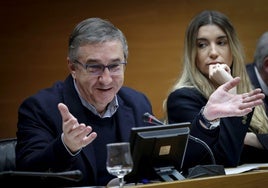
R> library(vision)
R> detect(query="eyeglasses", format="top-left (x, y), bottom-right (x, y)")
top-left (73, 60), bottom-right (126, 76)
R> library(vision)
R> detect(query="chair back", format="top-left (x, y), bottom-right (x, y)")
top-left (0, 138), bottom-right (17, 171)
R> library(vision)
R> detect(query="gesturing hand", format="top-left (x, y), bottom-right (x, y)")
top-left (58, 103), bottom-right (97, 153)
top-left (203, 77), bottom-right (265, 121)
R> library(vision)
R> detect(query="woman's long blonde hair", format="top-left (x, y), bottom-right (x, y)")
top-left (163, 10), bottom-right (268, 133)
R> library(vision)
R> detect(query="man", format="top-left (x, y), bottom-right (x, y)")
top-left (246, 32), bottom-right (268, 115)
top-left (15, 18), bottom-right (153, 186)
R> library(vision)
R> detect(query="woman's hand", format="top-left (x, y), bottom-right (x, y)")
top-left (209, 63), bottom-right (236, 94)
top-left (203, 77), bottom-right (265, 121)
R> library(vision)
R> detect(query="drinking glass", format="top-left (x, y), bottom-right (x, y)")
top-left (106, 142), bottom-right (133, 188)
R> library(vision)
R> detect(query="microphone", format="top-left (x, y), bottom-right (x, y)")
top-left (2, 170), bottom-right (83, 182)
top-left (0, 170), bottom-right (83, 186)
top-left (143, 112), bottom-right (216, 165)
top-left (143, 112), bottom-right (164, 125)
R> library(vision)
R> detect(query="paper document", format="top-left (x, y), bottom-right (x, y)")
top-left (225, 163), bottom-right (268, 175)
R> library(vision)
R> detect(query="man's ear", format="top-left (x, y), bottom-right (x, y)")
top-left (67, 57), bottom-right (76, 78)
top-left (261, 57), bottom-right (268, 84)
top-left (263, 57), bottom-right (268, 73)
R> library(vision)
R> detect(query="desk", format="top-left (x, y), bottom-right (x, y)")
top-left (132, 170), bottom-right (268, 188)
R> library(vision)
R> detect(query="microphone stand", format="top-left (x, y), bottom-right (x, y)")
top-left (142, 112), bottom-right (225, 179)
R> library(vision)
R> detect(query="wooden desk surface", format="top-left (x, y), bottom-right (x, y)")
top-left (133, 170), bottom-right (268, 188)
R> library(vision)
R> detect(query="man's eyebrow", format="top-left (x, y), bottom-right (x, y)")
top-left (111, 58), bottom-right (122, 62)
top-left (85, 59), bottom-right (99, 64)
top-left (85, 58), bottom-right (122, 64)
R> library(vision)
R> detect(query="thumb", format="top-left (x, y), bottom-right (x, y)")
top-left (58, 103), bottom-right (72, 122)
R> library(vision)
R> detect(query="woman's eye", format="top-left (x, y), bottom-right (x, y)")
top-left (218, 40), bottom-right (226, 46)
top-left (197, 42), bottom-right (207, 48)
top-left (217, 37), bottom-right (228, 46)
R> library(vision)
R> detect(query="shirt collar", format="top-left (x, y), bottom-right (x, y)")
top-left (254, 65), bottom-right (268, 95)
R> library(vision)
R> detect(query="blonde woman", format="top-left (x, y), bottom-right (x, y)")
top-left (163, 10), bottom-right (268, 171)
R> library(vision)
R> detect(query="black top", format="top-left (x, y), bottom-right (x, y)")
top-left (166, 87), bottom-right (268, 171)
top-left (16, 75), bottom-right (153, 186)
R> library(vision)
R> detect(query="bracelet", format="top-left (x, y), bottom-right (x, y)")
top-left (200, 107), bottom-right (220, 129)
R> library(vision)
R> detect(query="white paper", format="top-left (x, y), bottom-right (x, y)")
top-left (224, 163), bottom-right (268, 175)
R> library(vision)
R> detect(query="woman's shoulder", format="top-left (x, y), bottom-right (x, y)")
top-left (167, 87), bottom-right (206, 107)
top-left (168, 87), bottom-right (201, 98)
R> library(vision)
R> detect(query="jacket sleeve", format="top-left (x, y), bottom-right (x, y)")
top-left (166, 88), bottom-right (251, 169)
top-left (257, 134), bottom-right (268, 150)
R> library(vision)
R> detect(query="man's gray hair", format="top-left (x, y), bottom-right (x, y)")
top-left (254, 32), bottom-right (268, 70)
top-left (68, 17), bottom-right (128, 62)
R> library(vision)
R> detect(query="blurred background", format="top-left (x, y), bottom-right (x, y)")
top-left (1, 0), bottom-right (268, 138)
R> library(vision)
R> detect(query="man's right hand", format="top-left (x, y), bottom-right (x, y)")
top-left (58, 103), bottom-right (97, 153)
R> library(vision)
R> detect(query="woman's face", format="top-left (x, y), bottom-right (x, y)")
top-left (195, 24), bottom-right (233, 77)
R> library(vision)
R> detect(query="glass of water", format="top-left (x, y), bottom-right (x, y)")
top-left (106, 142), bottom-right (133, 188)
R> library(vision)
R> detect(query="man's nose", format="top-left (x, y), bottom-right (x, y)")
top-left (98, 68), bottom-right (113, 83)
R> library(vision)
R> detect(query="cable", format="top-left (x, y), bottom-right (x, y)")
top-left (143, 112), bottom-right (216, 165)
top-left (188, 135), bottom-right (216, 164)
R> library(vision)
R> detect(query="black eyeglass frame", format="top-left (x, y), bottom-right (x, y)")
top-left (73, 60), bottom-right (126, 76)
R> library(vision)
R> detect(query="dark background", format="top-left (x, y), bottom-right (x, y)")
top-left (1, 0), bottom-right (268, 138)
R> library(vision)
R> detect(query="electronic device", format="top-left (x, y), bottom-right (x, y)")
top-left (139, 112), bottom-right (224, 180)
top-left (125, 122), bottom-right (191, 183)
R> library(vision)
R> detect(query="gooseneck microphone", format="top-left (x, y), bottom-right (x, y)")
top-left (142, 112), bottom-right (216, 165)
top-left (143, 112), bottom-right (164, 125)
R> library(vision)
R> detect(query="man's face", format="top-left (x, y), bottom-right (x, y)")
top-left (69, 40), bottom-right (125, 114)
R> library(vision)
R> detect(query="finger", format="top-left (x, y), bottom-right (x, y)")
top-left (249, 88), bottom-right (263, 96)
top-left (209, 64), bottom-right (215, 74)
top-left (83, 132), bottom-right (98, 146)
top-left (242, 89), bottom-right (264, 102)
top-left (71, 123), bottom-right (88, 137)
top-left (240, 99), bottom-right (263, 110)
top-left (243, 94), bottom-right (265, 103)
top-left (58, 103), bottom-right (73, 122)
top-left (221, 64), bottom-right (231, 73)
top-left (75, 126), bottom-right (97, 148)
top-left (222, 77), bottom-right (240, 92)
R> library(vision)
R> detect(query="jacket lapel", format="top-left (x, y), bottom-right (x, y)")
top-left (116, 102), bottom-right (135, 142)
top-left (62, 75), bottom-right (97, 180)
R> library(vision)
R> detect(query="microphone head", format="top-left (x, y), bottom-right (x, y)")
top-left (143, 112), bottom-right (155, 123)
top-left (142, 112), bottom-right (151, 121)
top-left (142, 112), bottom-right (164, 125)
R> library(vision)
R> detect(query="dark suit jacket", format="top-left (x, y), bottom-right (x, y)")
top-left (15, 75), bottom-right (153, 186)
top-left (246, 62), bottom-right (268, 115)
top-left (245, 62), bottom-right (268, 153)
top-left (166, 87), bottom-right (268, 172)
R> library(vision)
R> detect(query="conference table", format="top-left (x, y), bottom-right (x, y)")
top-left (131, 167), bottom-right (268, 188)
top-left (1, 164), bottom-right (268, 187)
top-left (72, 169), bottom-right (268, 188)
